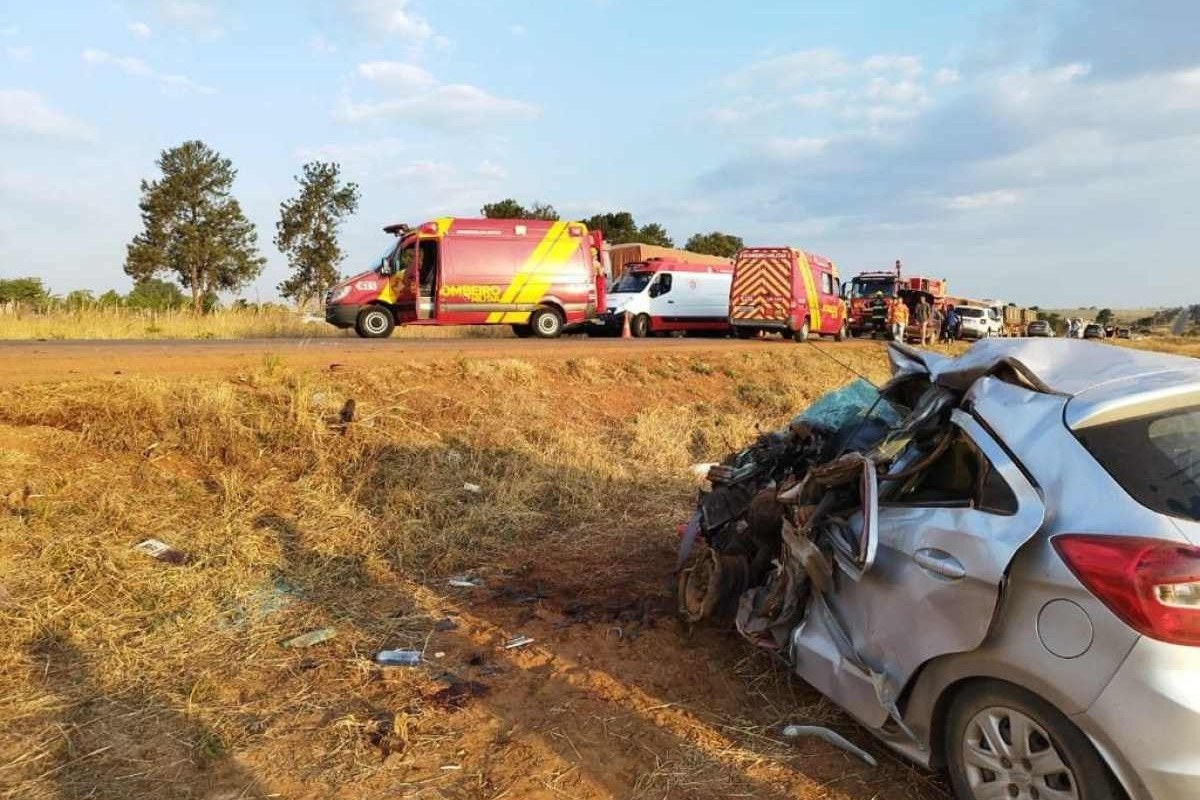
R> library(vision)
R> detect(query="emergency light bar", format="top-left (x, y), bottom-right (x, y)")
top-left (383, 223), bottom-right (411, 236)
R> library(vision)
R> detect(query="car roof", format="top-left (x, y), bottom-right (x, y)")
top-left (889, 339), bottom-right (1200, 401)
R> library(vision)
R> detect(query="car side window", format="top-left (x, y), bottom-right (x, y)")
top-left (821, 271), bottom-right (833, 295)
top-left (886, 429), bottom-right (1018, 514)
top-left (653, 273), bottom-right (673, 296)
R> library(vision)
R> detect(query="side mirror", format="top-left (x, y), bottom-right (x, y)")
top-left (379, 257), bottom-right (393, 276)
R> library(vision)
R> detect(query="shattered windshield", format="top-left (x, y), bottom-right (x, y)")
top-left (612, 271), bottom-right (653, 293)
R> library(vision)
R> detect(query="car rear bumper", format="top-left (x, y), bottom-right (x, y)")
top-left (325, 303), bottom-right (362, 328)
top-left (1076, 637), bottom-right (1200, 800)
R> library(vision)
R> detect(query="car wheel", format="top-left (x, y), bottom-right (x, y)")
top-left (355, 305), bottom-right (395, 338)
top-left (792, 319), bottom-right (810, 342)
top-left (630, 313), bottom-right (651, 338)
top-left (511, 324), bottom-right (533, 338)
top-left (945, 681), bottom-right (1121, 800)
top-left (528, 306), bottom-right (564, 338)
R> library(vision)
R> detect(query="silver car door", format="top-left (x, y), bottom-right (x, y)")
top-left (791, 409), bottom-right (1045, 731)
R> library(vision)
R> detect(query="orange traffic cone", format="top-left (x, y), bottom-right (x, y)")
top-left (621, 311), bottom-right (632, 339)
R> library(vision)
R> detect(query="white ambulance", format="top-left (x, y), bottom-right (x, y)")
top-left (599, 258), bottom-right (734, 337)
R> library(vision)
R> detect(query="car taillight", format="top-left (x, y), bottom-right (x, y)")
top-left (1053, 534), bottom-right (1200, 646)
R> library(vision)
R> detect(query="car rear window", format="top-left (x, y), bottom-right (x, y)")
top-left (1074, 404), bottom-right (1200, 522)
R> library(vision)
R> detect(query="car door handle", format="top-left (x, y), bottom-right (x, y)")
top-left (913, 548), bottom-right (966, 580)
top-left (667, 299), bottom-right (675, 303)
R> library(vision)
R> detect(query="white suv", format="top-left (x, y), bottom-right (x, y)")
top-left (958, 306), bottom-right (1002, 339)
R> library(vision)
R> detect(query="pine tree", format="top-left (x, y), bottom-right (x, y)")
top-left (275, 162), bottom-right (361, 307)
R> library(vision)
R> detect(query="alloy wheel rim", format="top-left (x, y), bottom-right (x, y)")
top-left (962, 706), bottom-right (1079, 800)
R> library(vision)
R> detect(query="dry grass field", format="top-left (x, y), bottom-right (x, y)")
top-left (1, 343), bottom-right (963, 800)
top-left (0, 307), bottom-right (508, 340)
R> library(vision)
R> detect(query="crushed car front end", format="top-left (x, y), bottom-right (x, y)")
top-left (675, 340), bottom-right (1200, 800)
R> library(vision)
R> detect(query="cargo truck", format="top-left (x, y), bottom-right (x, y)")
top-left (324, 217), bottom-right (607, 338)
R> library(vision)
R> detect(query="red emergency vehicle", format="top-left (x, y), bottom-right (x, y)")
top-left (325, 217), bottom-right (606, 338)
top-left (728, 247), bottom-right (847, 341)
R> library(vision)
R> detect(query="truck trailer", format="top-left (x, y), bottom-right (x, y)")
top-left (324, 217), bottom-right (607, 338)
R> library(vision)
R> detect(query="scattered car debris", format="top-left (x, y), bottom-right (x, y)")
top-left (222, 577), bottom-right (299, 630)
top-left (281, 628), bottom-right (337, 648)
top-left (503, 634), bottom-right (534, 650)
top-left (447, 575), bottom-right (483, 588)
top-left (375, 649), bottom-right (422, 667)
top-left (433, 617), bottom-right (459, 632)
top-left (132, 538), bottom-right (190, 565)
top-left (781, 725), bottom-right (877, 767)
top-left (462, 482), bottom-right (482, 494)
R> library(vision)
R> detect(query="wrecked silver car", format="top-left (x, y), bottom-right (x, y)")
top-left (678, 340), bottom-right (1200, 800)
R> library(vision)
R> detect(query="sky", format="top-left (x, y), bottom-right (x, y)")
top-left (1, 0), bottom-right (1198, 308)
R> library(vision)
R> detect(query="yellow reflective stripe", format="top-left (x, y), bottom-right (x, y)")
top-left (513, 230), bottom-right (581, 305)
top-left (432, 216), bottom-right (453, 235)
top-left (795, 251), bottom-right (820, 327)
top-left (486, 222), bottom-right (568, 322)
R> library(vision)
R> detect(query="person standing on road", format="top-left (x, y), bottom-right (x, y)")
top-left (942, 304), bottom-right (961, 342)
top-left (914, 296), bottom-right (932, 345)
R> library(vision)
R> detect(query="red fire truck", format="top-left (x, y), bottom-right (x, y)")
top-left (847, 263), bottom-right (947, 341)
top-left (728, 247), bottom-right (847, 341)
top-left (324, 217), bottom-right (606, 338)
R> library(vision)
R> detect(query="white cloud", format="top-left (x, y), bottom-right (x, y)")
top-left (934, 67), bottom-right (960, 85)
top-left (154, 0), bottom-right (222, 35)
top-left (349, 0), bottom-right (432, 39)
top-left (943, 189), bottom-right (1024, 211)
top-left (341, 62), bottom-right (538, 129)
top-left (128, 21), bottom-right (153, 40)
top-left (310, 34), bottom-right (337, 55)
top-left (357, 60), bottom-right (435, 92)
top-left (510, 24), bottom-right (526, 36)
top-left (5, 45), bottom-right (32, 62)
top-left (295, 137), bottom-right (408, 165)
top-left (0, 89), bottom-right (95, 142)
top-left (762, 136), bottom-right (828, 159)
top-left (81, 48), bottom-right (214, 94)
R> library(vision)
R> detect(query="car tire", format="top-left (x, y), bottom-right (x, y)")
top-left (792, 319), bottom-right (810, 342)
top-left (355, 305), bottom-right (395, 338)
top-left (511, 324), bottom-right (533, 338)
top-left (529, 306), bottom-right (564, 338)
top-left (630, 313), bottom-right (651, 338)
top-left (945, 680), bottom-right (1122, 800)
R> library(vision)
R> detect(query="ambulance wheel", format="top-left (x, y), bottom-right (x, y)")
top-left (511, 324), bottom-right (533, 338)
top-left (529, 306), bottom-right (564, 338)
top-left (792, 320), bottom-right (810, 342)
top-left (355, 305), bottom-right (395, 338)
top-left (630, 313), bottom-right (651, 338)
top-left (734, 327), bottom-right (756, 339)
top-left (835, 322), bottom-right (848, 342)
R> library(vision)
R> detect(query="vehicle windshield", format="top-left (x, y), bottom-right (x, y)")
top-left (1075, 404), bottom-right (1200, 522)
top-left (958, 307), bottom-right (985, 318)
top-left (612, 271), bottom-right (653, 293)
top-left (851, 278), bottom-right (896, 298)
top-left (377, 239), bottom-right (415, 276)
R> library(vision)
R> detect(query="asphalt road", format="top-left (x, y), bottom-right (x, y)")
top-left (0, 336), bottom-right (889, 387)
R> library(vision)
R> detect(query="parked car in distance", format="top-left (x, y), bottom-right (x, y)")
top-left (1026, 319), bottom-right (1055, 337)
top-left (1084, 323), bottom-right (1106, 339)
top-left (956, 305), bottom-right (1003, 339)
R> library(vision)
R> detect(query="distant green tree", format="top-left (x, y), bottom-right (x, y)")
top-left (584, 211), bottom-right (673, 246)
top-left (684, 231), bottom-right (743, 257)
top-left (275, 161), bottom-right (360, 308)
top-left (125, 140), bottom-right (266, 313)
top-left (98, 289), bottom-right (124, 308)
top-left (1096, 308), bottom-right (1114, 325)
top-left (64, 290), bottom-right (96, 310)
top-left (126, 278), bottom-right (186, 311)
top-left (480, 198), bottom-right (559, 220)
top-left (0, 277), bottom-right (50, 306)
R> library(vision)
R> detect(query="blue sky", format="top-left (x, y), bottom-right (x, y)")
top-left (1, 0), bottom-right (1197, 307)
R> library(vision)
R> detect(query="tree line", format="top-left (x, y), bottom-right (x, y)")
top-left (5, 140), bottom-right (744, 314)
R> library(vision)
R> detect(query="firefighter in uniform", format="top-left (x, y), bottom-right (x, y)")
top-left (870, 291), bottom-right (889, 336)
